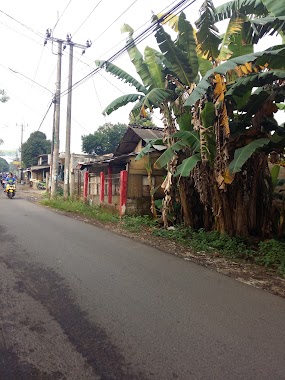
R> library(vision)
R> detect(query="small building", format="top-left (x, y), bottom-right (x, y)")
top-left (26, 154), bottom-right (51, 186)
top-left (78, 125), bottom-right (166, 215)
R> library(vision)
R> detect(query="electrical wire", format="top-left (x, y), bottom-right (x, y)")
top-left (53, 0), bottom-right (73, 32)
top-left (72, 0), bottom-right (104, 37)
top-left (60, 0), bottom-right (195, 97)
top-left (0, 9), bottom-right (43, 37)
top-left (34, 0), bottom-right (194, 133)
top-left (92, 76), bottom-right (107, 124)
top-left (37, 99), bottom-right (54, 131)
top-left (7, 67), bottom-right (53, 94)
top-left (30, 47), bottom-right (45, 92)
top-left (91, 0), bottom-right (139, 45)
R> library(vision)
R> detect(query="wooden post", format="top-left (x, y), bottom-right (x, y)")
top-left (83, 171), bottom-right (89, 203)
top-left (100, 172), bottom-right (105, 203)
top-left (120, 170), bottom-right (128, 216)
top-left (108, 166), bottom-right (112, 204)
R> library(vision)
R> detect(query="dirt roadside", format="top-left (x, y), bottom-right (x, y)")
top-left (17, 185), bottom-right (285, 299)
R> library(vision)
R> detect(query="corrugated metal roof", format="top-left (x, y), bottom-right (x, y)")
top-left (30, 165), bottom-right (50, 170)
top-left (114, 125), bottom-right (163, 156)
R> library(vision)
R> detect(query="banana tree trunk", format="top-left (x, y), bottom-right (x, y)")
top-left (161, 103), bottom-right (178, 228)
top-left (212, 153), bottom-right (272, 237)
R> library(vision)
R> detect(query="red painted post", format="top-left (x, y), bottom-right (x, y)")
top-left (120, 170), bottom-right (128, 216)
top-left (83, 171), bottom-right (89, 203)
top-left (108, 166), bottom-right (112, 204)
top-left (100, 172), bottom-right (105, 203)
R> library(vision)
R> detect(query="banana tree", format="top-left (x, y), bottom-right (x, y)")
top-left (178, 0), bottom-right (285, 236)
top-left (96, 15), bottom-right (201, 227)
top-left (147, 0), bottom-right (285, 236)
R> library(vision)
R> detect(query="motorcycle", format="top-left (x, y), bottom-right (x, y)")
top-left (37, 181), bottom-right (46, 190)
top-left (5, 183), bottom-right (16, 199)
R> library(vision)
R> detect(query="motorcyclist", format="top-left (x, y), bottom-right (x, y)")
top-left (4, 172), bottom-right (16, 190)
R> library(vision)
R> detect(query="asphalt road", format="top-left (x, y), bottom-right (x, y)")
top-left (0, 187), bottom-right (285, 380)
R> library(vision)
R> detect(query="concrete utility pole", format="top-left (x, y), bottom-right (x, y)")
top-left (44, 30), bottom-right (91, 199)
top-left (51, 39), bottom-right (62, 199)
top-left (16, 123), bottom-right (26, 182)
top-left (64, 41), bottom-right (73, 199)
top-left (63, 34), bottom-right (91, 199)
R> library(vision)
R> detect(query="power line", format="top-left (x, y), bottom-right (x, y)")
top-left (37, 99), bottom-right (54, 131)
top-left (8, 67), bottom-right (53, 94)
top-left (92, 76), bottom-right (107, 124)
top-left (53, 0), bottom-right (73, 32)
top-left (61, 0), bottom-right (194, 97)
top-left (91, 0), bottom-right (139, 45)
top-left (72, 0), bottom-right (104, 37)
top-left (0, 9), bottom-right (43, 37)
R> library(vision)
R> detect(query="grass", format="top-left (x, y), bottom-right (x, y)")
top-left (41, 197), bottom-right (285, 276)
top-left (40, 197), bottom-right (119, 224)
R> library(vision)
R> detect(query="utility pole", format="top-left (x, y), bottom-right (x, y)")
top-left (64, 41), bottom-right (73, 199)
top-left (44, 29), bottom-right (91, 199)
top-left (16, 123), bottom-right (25, 182)
top-left (51, 39), bottom-right (62, 199)
top-left (63, 34), bottom-right (91, 199)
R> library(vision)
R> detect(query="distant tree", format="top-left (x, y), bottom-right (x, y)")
top-left (0, 138), bottom-right (3, 145)
top-left (0, 157), bottom-right (9, 172)
top-left (81, 123), bottom-right (128, 155)
top-left (22, 131), bottom-right (51, 167)
top-left (0, 89), bottom-right (9, 103)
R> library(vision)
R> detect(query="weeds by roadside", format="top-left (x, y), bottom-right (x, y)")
top-left (41, 197), bottom-right (285, 277)
top-left (40, 197), bottom-right (119, 224)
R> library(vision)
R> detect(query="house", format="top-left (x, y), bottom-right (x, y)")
top-left (26, 154), bottom-right (51, 186)
top-left (26, 153), bottom-right (96, 190)
top-left (78, 125), bottom-right (167, 215)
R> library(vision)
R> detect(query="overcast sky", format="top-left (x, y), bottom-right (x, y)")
top-left (0, 0), bottom-right (283, 154)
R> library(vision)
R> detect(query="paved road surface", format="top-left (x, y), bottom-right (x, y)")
top-left (0, 187), bottom-right (285, 379)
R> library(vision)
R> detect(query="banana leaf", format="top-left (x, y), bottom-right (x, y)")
top-left (95, 60), bottom-right (147, 94)
top-left (271, 164), bottom-right (281, 189)
top-left (176, 12), bottom-right (199, 80)
top-left (229, 138), bottom-right (270, 173)
top-left (121, 24), bottom-right (154, 90)
top-left (175, 154), bottom-right (201, 177)
top-left (226, 69), bottom-right (285, 97)
top-left (173, 130), bottom-right (200, 151)
top-left (154, 141), bottom-right (188, 169)
top-left (195, 0), bottom-right (221, 61)
top-left (154, 23), bottom-right (195, 86)
top-left (103, 94), bottom-right (142, 115)
top-left (261, 0), bottom-right (285, 17)
top-left (248, 17), bottom-right (285, 43)
top-left (131, 88), bottom-right (173, 114)
top-left (185, 45), bottom-right (285, 106)
top-left (144, 47), bottom-right (165, 88)
top-left (135, 139), bottom-right (165, 161)
top-left (215, 0), bottom-right (268, 21)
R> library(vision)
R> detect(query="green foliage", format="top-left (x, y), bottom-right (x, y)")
top-left (121, 215), bottom-right (158, 232)
top-left (95, 60), bottom-right (147, 94)
top-left (0, 89), bottom-right (9, 103)
top-left (81, 123), bottom-right (128, 155)
top-left (229, 138), bottom-right (270, 174)
top-left (185, 46), bottom-right (285, 107)
top-left (175, 154), bottom-right (201, 177)
top-left (154, 21), bottom-right (195, 86)
top-left (257, 240), bottom-right (285, 275)
top-left (102, 94), bottom-right (142, 116)
top-left (195, 0), bottom-right (221, 61)
top-left (40, 198), bottom-right (119, 224)
top-left (0, 157), bottom-right (9, 172)
top-left (22, 131), bottom-right (51, 168)
top-left (152, 227), bottom-right (255, 259)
